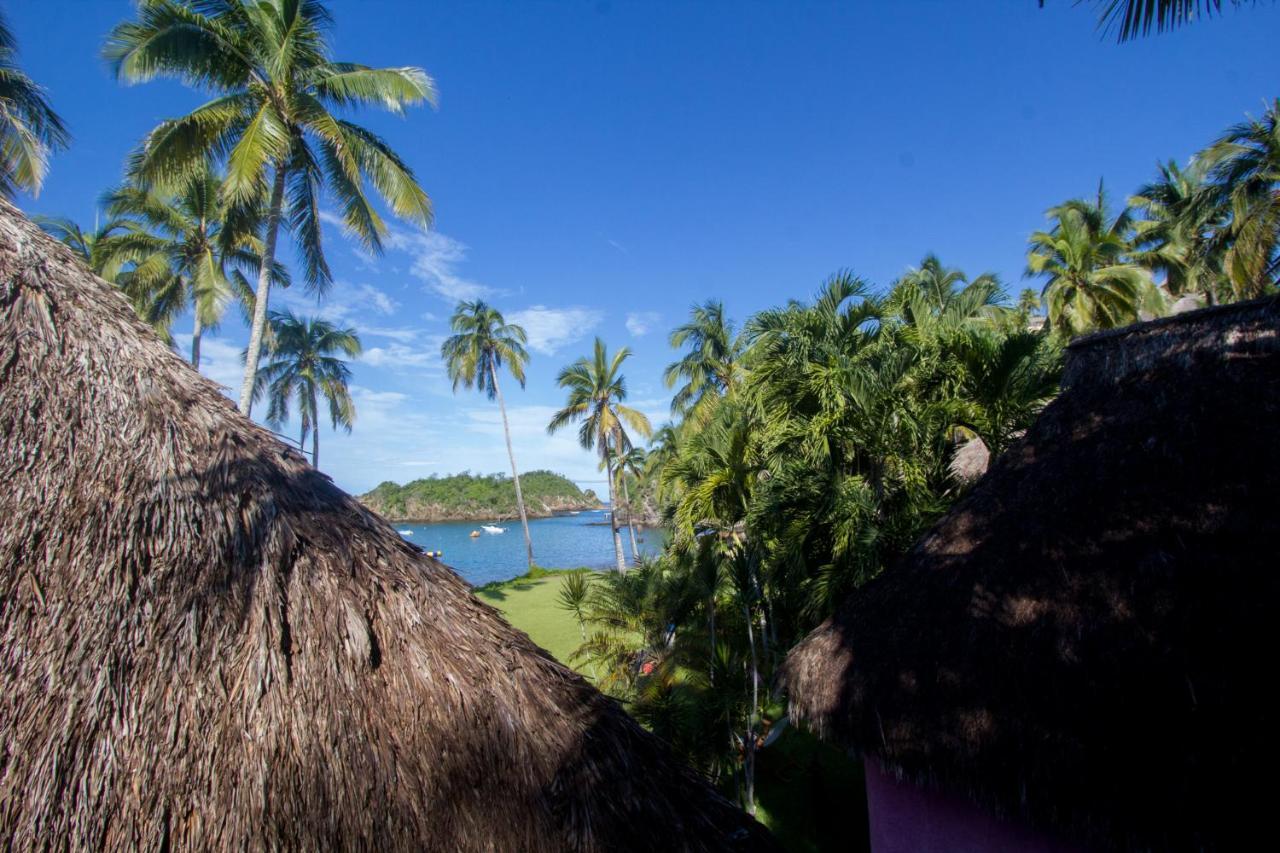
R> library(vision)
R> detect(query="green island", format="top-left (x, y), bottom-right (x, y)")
top-left (360, 471), bottom-right (599, 522)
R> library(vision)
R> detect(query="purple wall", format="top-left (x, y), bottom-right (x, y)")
top-left (865, 760), bottom-right (1078, 853)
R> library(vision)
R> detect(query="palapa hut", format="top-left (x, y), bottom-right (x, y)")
top-left (782, 297), bottom-right (1280, 852)
top-left (0, 199), bottom-right (774, 851)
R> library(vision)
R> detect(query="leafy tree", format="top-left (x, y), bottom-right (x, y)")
top-left (1084, 0), bottom-right (1261, 41)
top-left (0, 11), bottom-right (68, 197)
top-left (105, 0), bottom-right (434, 415)
top-left (1027, 186), bottom-right (1160, 337)
top-left (441, 300), bottom-right (536, 571)
top-left (34, 215), bottom-right (130, 279)
top-left (1130, 160), bottom-right (1230, 304)
top-left (664, 299), bottom-right (742, 420)
top-left (548, 338), bottom-right (652, 572)
top-left (1205, 100), bottom-right (1280, 298)
top-left (100, 168), bottom-right (284, 364)
top-left (253, 309), bottom-right (360, 470)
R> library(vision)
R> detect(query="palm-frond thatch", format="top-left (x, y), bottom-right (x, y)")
top-left (0, 198), bottom-right (774, 851)
top-left (782, 296), bottom-right (1280, 851)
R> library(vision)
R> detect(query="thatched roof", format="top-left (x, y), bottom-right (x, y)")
top-left (782, 297), bottom-right (1280, 851)
top-left (0, 199), bottom-right (774, 851)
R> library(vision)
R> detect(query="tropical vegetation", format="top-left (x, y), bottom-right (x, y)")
top-left (104, 0), bottom-right (435, 416)
top-left (252, 309), bottom-right (361, 470)
top-left (547, 338), bottom-right (653, 573)
top-left (441, 301), bottom-right (537, 570)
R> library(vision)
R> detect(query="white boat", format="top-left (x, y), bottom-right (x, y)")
top-left (481, 524), bottom-right (506, 534)
top-left (399, 529), bottom-right (413, 536)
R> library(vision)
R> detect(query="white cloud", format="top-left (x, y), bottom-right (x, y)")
top-left (280, 280), bottom-right (399, 323)
top-left (507, 305), bottom-right (603, 356)
top-left (360, 339), bottom-right (444, 371)
top-left (177, 333), bottom-right (244, 398)
top-left (625, 311), bottom-right (661, 337)
top-left (384, 227), bottom-right (495, 302)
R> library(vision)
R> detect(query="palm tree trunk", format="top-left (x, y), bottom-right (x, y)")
top-left (605, 452), bottom-right (627, 573)
top-left (742, 600), bottom-right (759, 817)
top-left (191, 309), bottom-right (203, 367)
top-left (238, 163), bottom-right (287, 416)
top-left (619, 468), bottom-right (640, 562)
top-left (310, 385), bottom-right (319, 470)
top-left (490, 364), bottom-right (534, 571)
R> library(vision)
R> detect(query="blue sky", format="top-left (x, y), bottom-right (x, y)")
top-left (9, 1), bottom-right (1278, 493)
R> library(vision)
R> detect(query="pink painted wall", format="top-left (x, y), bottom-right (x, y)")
top-left (864, 760), bottom-right (1078, 853)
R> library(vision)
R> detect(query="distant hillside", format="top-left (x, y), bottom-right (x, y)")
top-left (361, 471), bottom-right (600, 522)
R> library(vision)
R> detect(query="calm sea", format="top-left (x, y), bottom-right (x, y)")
top-left (395, 509), bottom-right (667, 586)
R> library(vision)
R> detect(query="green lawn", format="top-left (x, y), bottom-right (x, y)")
top-left (474, 570), bottom-right (587, 668)
top-left (474, 569), bottom-right (869, 852)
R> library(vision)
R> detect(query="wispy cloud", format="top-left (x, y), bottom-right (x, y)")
top-left (360, 338), bottom-right (445, 371)
top-left (385, 227), bottom-right (496, 303)
top-left (507, 305), bottom-right (604, 356)
top-left (606, 237), bottom-right (629, 255)
top-left (279, 279), bottom-right (399, 323)
top-left (176, 333), bottom-right (243, 397)
top-left (625, 311), bottom-right (661, 337)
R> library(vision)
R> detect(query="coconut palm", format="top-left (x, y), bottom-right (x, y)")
top-left (0, 11), bottom-right (68, 198)
top-left (253, 310), bottom-right (360, 471)
top-left (1204, 100), bottom-right (1280, 298)
top-left (100, 169), bottom-right (283, 365)
top-left (1129, 160), bottom-right (1230, 304)
top-left (34, 215), bottom-right (129, 279)
top-left (105, 0), bottom-right (435, 416)
top-left (548, 338), bottom-right (653, 572)
top-left (1088, 0), bottom-right (1257, 41)
top-left (440, 300), bottom-right (536, 571)
top-left (664, 300), bottom-right (742, 419)
top-left (611, 445), bottom-right (647, 559)
top-left (1026, 188), bottom-right (1158, 337)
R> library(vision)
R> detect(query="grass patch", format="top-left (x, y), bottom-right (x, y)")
top-left (474, 568), bottom-right (592, 668)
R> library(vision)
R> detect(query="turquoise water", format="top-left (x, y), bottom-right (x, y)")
top-left (396, 509), bottom-right (667, 586)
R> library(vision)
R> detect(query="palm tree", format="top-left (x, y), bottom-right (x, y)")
top-left (34, 215), bottom-right (129, 279)
top-left (440, 300), bottom-right (536, 571)
top-left (1084, 0), bottom-right (1257, 41)
top-left (611, 445), bottom-right (647, 560)
top-left (1026, 187), bottom-right (1158, 337)
top-left (105, 0), bottom-right (435, 416)
top-left (1205, 100), bottom-right (1280, 298)
top-left (548, 338), bottom-right (653, 572)
top-left (0, 11), bottom-right (68, 198)
top-left (253, 310), bottom-right (360, 470)
top-left (100, 169), bottom-right (282, 365)
top-left (1129, 160), bottom-right (1230, 304)
top-left (664, 300), bottom-right (741, 419)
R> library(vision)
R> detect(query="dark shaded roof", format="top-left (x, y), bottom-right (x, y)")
top-left (782, 297), bottom-right (1280, 851)
top-left (0, 200), bottom-right (775, 851)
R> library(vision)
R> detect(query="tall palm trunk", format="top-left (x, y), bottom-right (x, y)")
top-left (310, 384), bottom-right (319, 470)
top-left (191, 309), bottom-right (203, 367)
top-left (742, 599), bottom-right (759, 817)
top-left (238, 163), bottom-right (287, 416)
top-left (490, 364), bottom-right (534, 570)
top-left (604, 452), bottom-right (627, 573)
top-left (618, 466), bottom-right (640, 562)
